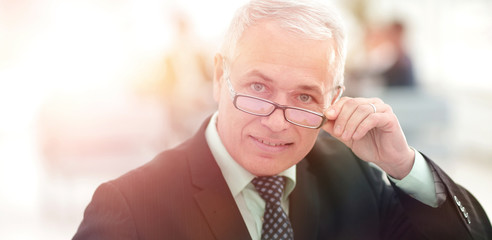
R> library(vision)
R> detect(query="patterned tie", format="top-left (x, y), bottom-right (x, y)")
top-left (252, 176), bottom-right (294, 240)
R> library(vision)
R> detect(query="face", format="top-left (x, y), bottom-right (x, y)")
top-left (213, 20), bottom-right (336, 176)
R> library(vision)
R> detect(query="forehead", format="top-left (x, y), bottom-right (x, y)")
top-left (230, 20), bottom-right (336, 92)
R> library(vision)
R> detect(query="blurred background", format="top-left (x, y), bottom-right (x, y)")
top-left (0, 0), bottom-right (491, 238)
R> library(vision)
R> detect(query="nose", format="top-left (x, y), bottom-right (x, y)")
top-left (260, 108), bottom-right (290, 132)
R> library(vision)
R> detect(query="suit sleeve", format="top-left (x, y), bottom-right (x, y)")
top-left (388, 149), bottom-right (439, 207)
top-left (72, 182), bottom-right (139, 240)
top-left (391, 154), bottom-right (492, 240)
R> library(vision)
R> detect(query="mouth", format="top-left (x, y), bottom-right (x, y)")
top-left (257, 138), bottom-right (291, 146)
top-left (251, 136), bottom-right (293, 151)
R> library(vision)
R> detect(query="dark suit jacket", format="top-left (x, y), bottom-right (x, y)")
top-left (73, 119), bottom-right (492, 240)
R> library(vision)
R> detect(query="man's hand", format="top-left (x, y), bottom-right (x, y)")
top-left (322, 97), bottom-right (415, 179)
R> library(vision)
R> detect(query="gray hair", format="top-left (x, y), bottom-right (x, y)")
top-left (220, 0), bottom-right (347, 88)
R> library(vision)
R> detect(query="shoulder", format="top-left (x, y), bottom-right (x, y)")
top-left (73, 141), bottom-right (199, 240)
top-left (101, 118), bottom-right (212, 202)
top-left (110, 138), bottom-right (195, 193)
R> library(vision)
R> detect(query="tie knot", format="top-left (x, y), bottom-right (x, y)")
top-left (252, 176), bottom-right (286, 202)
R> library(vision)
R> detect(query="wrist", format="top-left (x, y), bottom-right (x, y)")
top-left (383, 147), bottom-right (415, 180)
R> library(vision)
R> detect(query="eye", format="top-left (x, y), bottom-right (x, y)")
top-left (251, 83), bottom-right (266, 92)
top-left (298, 94), bottom-right (312, 103)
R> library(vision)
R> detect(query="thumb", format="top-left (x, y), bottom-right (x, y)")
top-left (321, 118), bottom-right (335, 135)
top-left (321, 107), bottom-right (337, 135)
top-left (321, 109), bottom-right (350, 145)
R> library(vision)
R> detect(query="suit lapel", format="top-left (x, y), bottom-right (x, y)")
top-left (289, 135), bottom-right (350, 240)
top-left (187, 119), bottom-right (251, 240)
top-left (289, 158), bottom-right (321, 240)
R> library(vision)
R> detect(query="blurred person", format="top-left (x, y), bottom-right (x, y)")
top-left (74, 0), bottom-right (492, 239)
top-left (365, 20), bottom-right (416, 87)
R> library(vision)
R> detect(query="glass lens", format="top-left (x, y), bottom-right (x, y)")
top-left (235, 96), bottom-right (275, 115)
top-left (285, 108), bottom-right (323, 127)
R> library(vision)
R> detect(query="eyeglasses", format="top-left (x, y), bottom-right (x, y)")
top-left (226, 77), bottom-right (328, 129)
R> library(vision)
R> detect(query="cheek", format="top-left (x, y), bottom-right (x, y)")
top-left (218, 102), bottom-right (249, 141)
top-left (297, 130), bottom-right (319, 152)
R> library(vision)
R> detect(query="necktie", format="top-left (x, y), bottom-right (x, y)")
top-left (252, 176), bottom-right (294, 240)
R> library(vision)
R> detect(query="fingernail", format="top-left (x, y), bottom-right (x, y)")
top-left (327, 109), bottom-right (335, 116)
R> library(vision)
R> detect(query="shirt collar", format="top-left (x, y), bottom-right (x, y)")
top-left (205, 111), bottom-right (296, 198)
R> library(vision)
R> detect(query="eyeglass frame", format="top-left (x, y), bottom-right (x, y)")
top-left (225, 76), bottom-right (342, 129)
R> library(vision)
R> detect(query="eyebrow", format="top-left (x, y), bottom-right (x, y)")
top-left (295, 84), bottom-right (324, 96)
top-left (244, 70), bottom-right (274, 83)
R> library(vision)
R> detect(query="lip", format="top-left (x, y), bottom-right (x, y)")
top-left (250, 135), bottom-right (293, 153)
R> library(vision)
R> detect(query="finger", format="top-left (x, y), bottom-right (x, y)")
top-left (369, 97), bottom-right (384, 105)
top-left (322, 97), bottom-right (387, 137)
top-left (324, 96), bottom-right (351, 120)
top-left (333, 99), bottom-right (357, 137)
top-left (325, 97), bottom-right (383, 119)
top-left (340, 104), bottom-right (375, 141)
top-left (352, 112), bottom-right (394, 141)
top-left (332, 98), bottom-right (364, 137)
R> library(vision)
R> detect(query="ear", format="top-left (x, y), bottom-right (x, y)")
top-left (213, 54), bottom-right (225, 102)
top-left (331, 85), bottom-right (345, 105)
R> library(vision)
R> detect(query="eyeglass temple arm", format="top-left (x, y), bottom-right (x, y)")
top-left (334, 85), bottom-right (344, 102)
top-left (225, 77), bottom-right (236, 100)
top-left (322, 85), bottom-right (344, 110)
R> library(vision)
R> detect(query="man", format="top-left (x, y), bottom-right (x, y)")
top-left (73, 0), bottom-right (492, 239)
